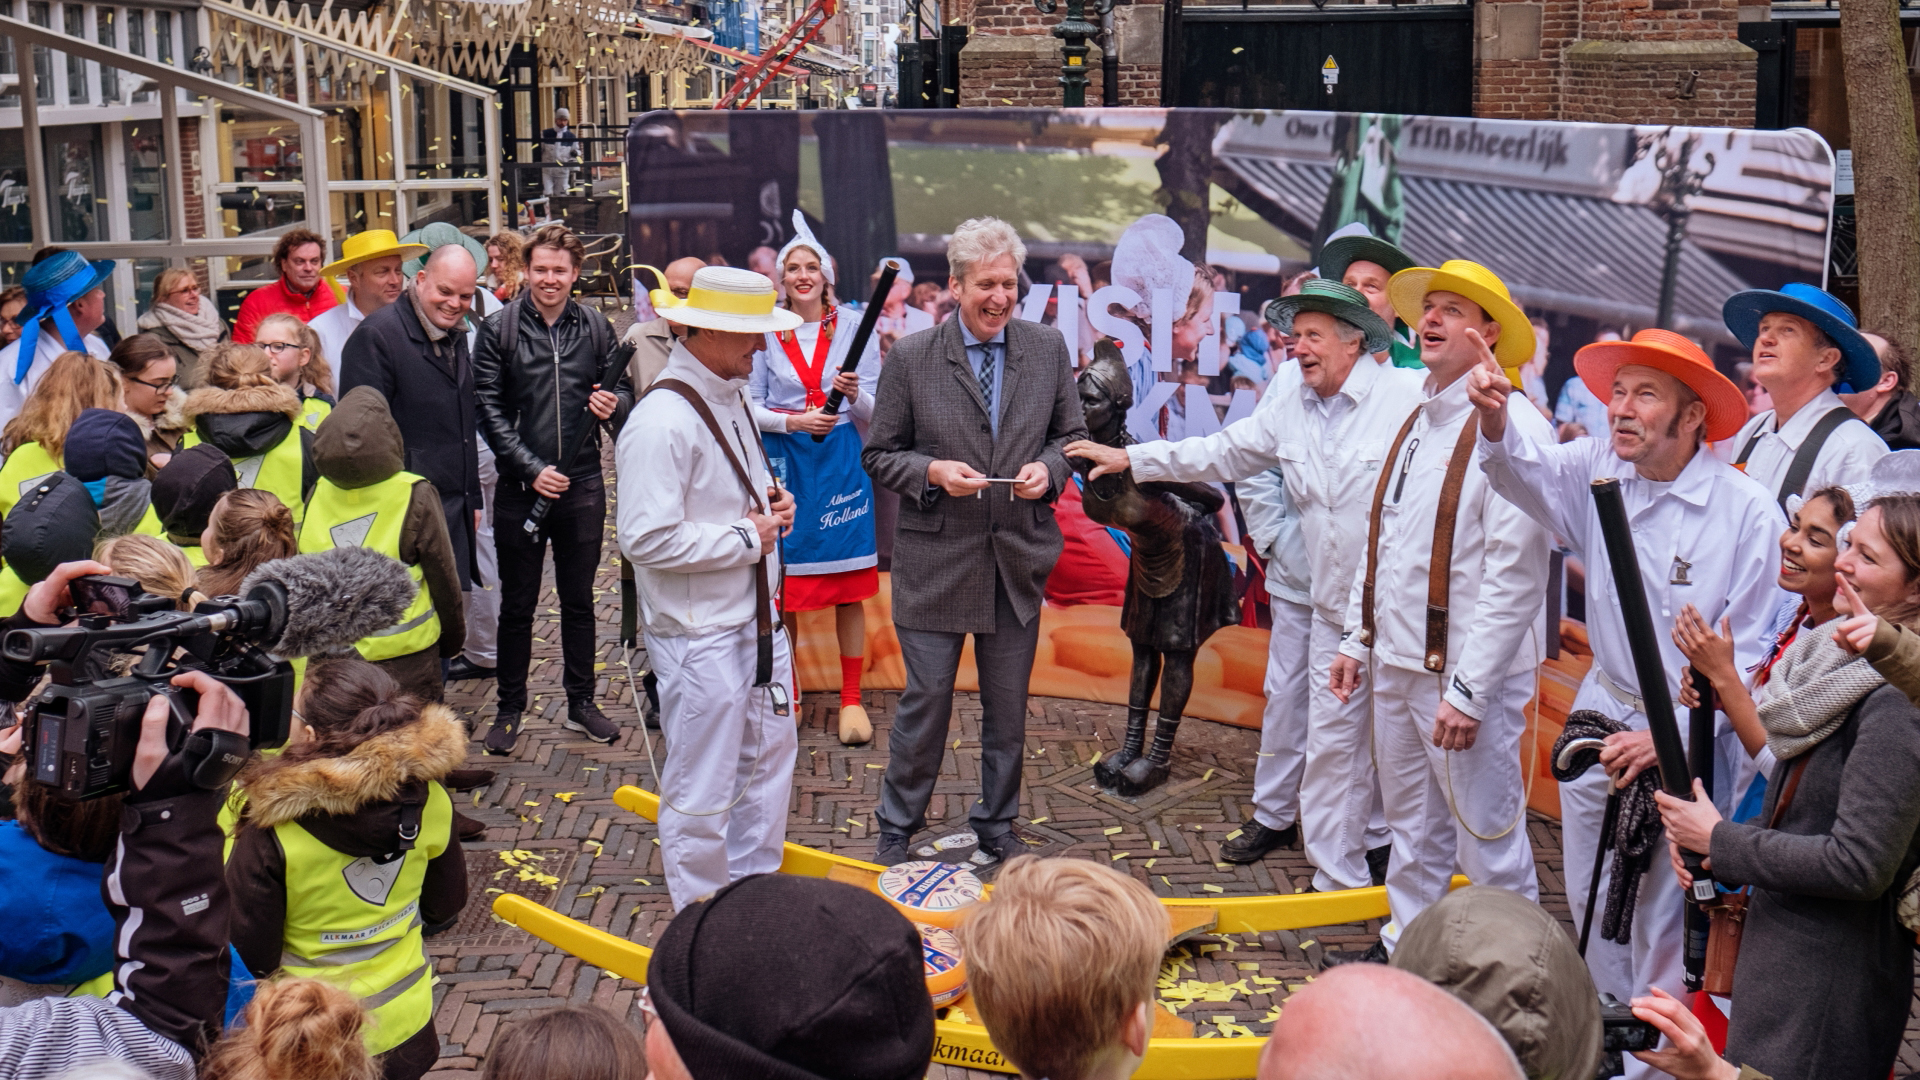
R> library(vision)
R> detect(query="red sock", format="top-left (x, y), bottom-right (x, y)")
top-left (840, 655), bottom-right (864, 707)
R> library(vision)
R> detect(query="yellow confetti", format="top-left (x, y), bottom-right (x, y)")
top-left (1203, 884), bottom-right (1225, 893)
top-left (485, 887), bottom-right (504, 894)
top-left (1028, 817), bottom-right (1047, 825)
top-left (579, 886), bottom-right (607, 897)
top-left (1112, 852), bottom-right (1130, 861)
top-left (1161, 876), bottom-right (1171, 886)
top-left (1090, 751), bottom-right (1102, 765)
top-left (1152, 840), bottom-right (1161, 850)
top-left (847, 819), bottom-right (863, 827)
top-left (1298, 939), bottom-right (1316, 949)
top-left (1144, 858), bottom-right (1156, 869)
top-left (554, 792), bottom-right (580, 803)
top-left (1253, 976), bottom-right (1282, 986)
top-left (1103, 826), bottom-right (1123, 835)
top-left (1225, 829), bottom-right (1244, 841)
top-left (865, 763), bottom-right (883, 769)
top-left (525, 801), bottom-right (541, 807)
top-left (638, 878), bottom-right (651, 885)
top-left (1237, 962), bottom-right (1260, 970)
top-left (1232, 46), bottom-right (1244, 53)
top-left (1263, 1005), bottom-right (1282, 1023)
top-left (1202, 768), bottom-right (1215, 782)
top-left (472, 790), bottom-right (484, 807)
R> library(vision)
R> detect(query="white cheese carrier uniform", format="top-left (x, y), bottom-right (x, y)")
top-left (1338, 375), bottom-right (1551, 947)
top-left (1481, 423), bottom-right (1785, 1078)
top-left (1131, 356), bottom-right (1425, 890)
top-left (1717, 388), bottom-right (1887, 505)
top-left (617, 342), bottom-right (799, 912)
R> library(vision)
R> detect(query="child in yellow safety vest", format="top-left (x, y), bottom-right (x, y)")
top-left (196, 488), bottom-right (297, 598)
top-left (253, 313), bottom-right (336, 433)
top-left (226, 657), bottom-right (468, 1080)
top-left (62, 408), bottom-right (164, 538)
top-left (301, 386), bottom-right (464, 702)
top-left (181, 343), bottom-right (316, 529)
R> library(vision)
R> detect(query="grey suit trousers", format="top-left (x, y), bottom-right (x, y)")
top-left (876, 575), bottom-right (1038, 840)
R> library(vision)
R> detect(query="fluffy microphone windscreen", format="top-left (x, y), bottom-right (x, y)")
top-left (240, 546), bottom-right (418, 657)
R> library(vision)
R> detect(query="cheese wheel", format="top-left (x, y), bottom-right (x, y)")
top-left (918, 923), bottom-right (967, 1007)
top-left (877, 860), bottom-right (984, 929)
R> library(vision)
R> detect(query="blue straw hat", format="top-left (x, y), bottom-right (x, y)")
top-left (1722, 282), bottom-right (1880, 394)
top-left (14, 251), bottom-right (115, 384)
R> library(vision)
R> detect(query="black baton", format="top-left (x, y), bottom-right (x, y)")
top-left (811, 261), bottom-right (900, 442)
top-left (1590, 478), bottom-right (1715, 902)
top-left (1683, 666), bottom-right (1718, 989)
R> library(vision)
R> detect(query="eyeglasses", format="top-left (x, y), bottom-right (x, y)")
top-left (259, 341), bottom-right (306, 356)
top-left (126, 372), bottom-right (176, 392)
top-left (0, 316), bottom-right (17, 331)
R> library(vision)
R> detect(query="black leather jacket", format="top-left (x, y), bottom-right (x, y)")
top-left (474, 297), bottom-right (634, 486)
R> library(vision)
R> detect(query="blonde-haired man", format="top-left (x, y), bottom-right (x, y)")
top-left (959, 856), bottom-right (1168, 1080)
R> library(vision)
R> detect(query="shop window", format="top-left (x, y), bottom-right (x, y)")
top-left (131, 258), bottom-right (165, 314)
top-left (219, 106), bottom-right (305, 184)
top-left (411, 187), bottom-right (488, 230)
top-left (63, 2), bottom-right (86, 104)
top-left (97, 6), bottom-right (117, 104)
top-left (125, 123), bottom-right (166, 240)
top-left (1789, 25), bottom-right (1920, 149)
top-left (155, 8), bottom-right (172, 65)
top-left (46, 125), bottom-right (106, 242)
top-left (333, 190), bottom-right (396, 237)
top-left (405, 76), bottom-right (487, 180)
top-left (0, 0), bottom-right (15, 107)
top-left (0, 128), bottom-right (27, 245)
top-left (27, 1), bottom-right (52, 106)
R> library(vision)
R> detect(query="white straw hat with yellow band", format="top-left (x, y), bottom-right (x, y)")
top-left (646, 265), bottom-right (802, 334)
top-left (1386, 259), bottom-right (1536, 379)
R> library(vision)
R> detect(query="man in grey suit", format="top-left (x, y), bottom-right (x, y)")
top-left (862, 217), bottom-right (1089, 867)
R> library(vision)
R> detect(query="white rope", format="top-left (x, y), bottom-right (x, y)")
top-left (624, 627), bottom-right (784, 819)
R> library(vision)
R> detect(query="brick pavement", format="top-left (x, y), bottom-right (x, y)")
top-left (423, 555), bottom-right (1920, 1079)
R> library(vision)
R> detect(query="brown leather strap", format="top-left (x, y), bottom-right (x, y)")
top-left (1423, 418), bottom-right (1482, 672)
top-left (1360, 407), bottom-right (1423, 648)
top-left (1766, 755), bottom-right (1809, 830)
top-left (644, 378), bottom-right (776, 683)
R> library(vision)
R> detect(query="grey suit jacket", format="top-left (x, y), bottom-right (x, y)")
top-left (863, 316), bottom-right (1088, 634)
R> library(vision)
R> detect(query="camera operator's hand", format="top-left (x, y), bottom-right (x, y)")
top-left (1630, 986), bottom-right (1740, 1080)
top-left (20, 559), bottom-right (113, 625)
top-left (131, 671), bottom-right (248, 795)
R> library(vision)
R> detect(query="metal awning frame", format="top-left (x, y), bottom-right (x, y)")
top-left (0, 11), bottom-right (330, 263)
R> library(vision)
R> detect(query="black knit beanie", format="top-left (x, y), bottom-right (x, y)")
top-left (648, 874), bottom-right (934, 1080)
top-left (150, 443), bottom-right (237, 539)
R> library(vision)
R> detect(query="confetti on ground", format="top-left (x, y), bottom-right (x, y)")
top-left (1144, 859), bottom-right (1156, 869)
top-left (1090, 751), bottom-right (1102, 765)
top-left (1225, 829), bottom-right (1243, 841)
top-left (847, 819), bottom-right (863, 827)
top-left (553, 792), bottom-right (580, 803)
top-left (1298, 939), bottom-right (1316, 949)
top-left (1112, 852), bottom-right (1130, 861)
top-left (1103, 826), bottom-right (1123, 835)
top-left (1028, 817), bottom-right (1048, 825)
top-left (1202, 768), bottom-right (1215, 782)
top-left (1203, 884), bottom-right (1225, 893)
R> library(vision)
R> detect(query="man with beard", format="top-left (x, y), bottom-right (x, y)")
top-left (1468, 328), bottom-right (1782, 1075)
top-left (309, 229), bottom-right (427, 372)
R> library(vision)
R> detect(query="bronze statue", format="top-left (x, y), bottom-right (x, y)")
top-left (1076, 343), bottom-right (1239, 797)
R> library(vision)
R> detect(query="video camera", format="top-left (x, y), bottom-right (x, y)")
top-left (13, 574), bottom-right (294, 801)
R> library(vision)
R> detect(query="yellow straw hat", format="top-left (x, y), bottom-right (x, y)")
top-left (321, 229), bottom-right (430, 279)
top-left (1386, 260), bottom-right (1536, 370)
top-left (652, 265), bottom-right (802, 334)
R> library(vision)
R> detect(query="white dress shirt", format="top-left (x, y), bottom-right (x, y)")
top-left (1481, 428), bottom-right (1786, 710)
top-left (1128, 352), bottom-right (1427, 624)
top-left (307, 289), bottom-right (369, 373)
top-left (1716, 387), bottom-right (1887, 502)
top-left (617, 343), bottom-right (783, 638)
top-left (1337, 374), bottom-right (1554, 721)
top-left (749, 304), bottom-right (882, 433)
top-left (0, 329), bottom-right (109, 434)
top-left (1234, 362), bottom-right (1310, 607)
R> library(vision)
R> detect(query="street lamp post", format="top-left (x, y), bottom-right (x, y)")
top-left (1650, 130), bottom-right (1715, 331)
top-left (1034, 0), bottom-right (1113, 107)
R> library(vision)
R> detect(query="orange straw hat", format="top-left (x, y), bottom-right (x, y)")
top-left (1573, 328), bottom-right (1747, 443)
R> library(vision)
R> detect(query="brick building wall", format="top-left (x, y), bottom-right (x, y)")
top-left (955, 0), bottom-right (1754, 126)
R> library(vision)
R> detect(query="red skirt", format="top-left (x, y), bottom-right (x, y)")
top-left (781, 565), bottom-right (880, 613)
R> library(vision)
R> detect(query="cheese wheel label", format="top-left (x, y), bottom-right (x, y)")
top-left (921, 925), bottom-right (962, 976)
top-left (881, 861), bottom-right (984, 912)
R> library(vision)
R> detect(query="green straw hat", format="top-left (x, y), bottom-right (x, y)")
top-left (1263, 279), bottom-right (1394, 355)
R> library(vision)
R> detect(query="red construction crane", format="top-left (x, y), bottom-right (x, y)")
top-left (713, 0), bottom-right (837, 109)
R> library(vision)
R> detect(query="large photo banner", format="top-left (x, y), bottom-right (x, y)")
top-left (626, 108), bottom-right (1834, 814)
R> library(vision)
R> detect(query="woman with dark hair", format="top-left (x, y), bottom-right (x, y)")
top-left (227, 657), bottom-right (469, 1080)
top-left (107, 332), bottom-right (189, 467)
top-left (1659, 492), bottom-right (1920, 1080)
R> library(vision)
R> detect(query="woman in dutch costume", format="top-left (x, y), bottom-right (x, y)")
top-left (749, 212), bottom-right (882, 746)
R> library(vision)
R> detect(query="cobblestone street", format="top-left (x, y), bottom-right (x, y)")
top-left (421, 552), bottom-right (1920, 1079)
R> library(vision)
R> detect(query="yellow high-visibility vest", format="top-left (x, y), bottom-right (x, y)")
top-left (298, 471), bottom-right (439, 661)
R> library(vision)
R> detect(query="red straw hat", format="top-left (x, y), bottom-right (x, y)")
top-left (1573, 328), bottom-right (1747, 443)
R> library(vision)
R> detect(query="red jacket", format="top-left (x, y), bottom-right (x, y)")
top-left (232, 277), bottom-right (337, 343)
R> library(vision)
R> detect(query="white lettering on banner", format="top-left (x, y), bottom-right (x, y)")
top-left (1088, 285), bottom-right (1145, 366)
top-left (1222, 387), bottom-right (1258, 426)
top-left (1208, 290), bottom-right (1240, 377)
top-left (1020, 283), bottom-right (1052, 323)
top-left (1057, 285), bottom-right (1080, 361)
top-left (1151, 284), bottom-right (1174, 373)
top-left (1181, 383), bottom-right (1222, 438)
top-left (1126, 380), bottom-right (1180, 441)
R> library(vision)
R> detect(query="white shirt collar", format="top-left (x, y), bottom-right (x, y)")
top-left (1771, 388), bottom-right (1848, 445)
top-left (959, 318), bottom-right (1006, 349)
top-left (1300, 348), bottom-right (1381, 407)
top-left (664, 341), bottom-right (748, 401)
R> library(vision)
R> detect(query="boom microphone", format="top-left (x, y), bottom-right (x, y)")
top-left (240, 546), bottom-right (419, 657)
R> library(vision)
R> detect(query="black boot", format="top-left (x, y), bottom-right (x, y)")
top-left (1113, 716), bottom-right (1180, 796)
top-left (1094, 707), bottom-right (1148, 789)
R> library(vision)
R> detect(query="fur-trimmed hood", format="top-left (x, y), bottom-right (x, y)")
top-left (240, 703), bottom-right (467, 829)
top-left (184, 382), bottom-right (302, 460)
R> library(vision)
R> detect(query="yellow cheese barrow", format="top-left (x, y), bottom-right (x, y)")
top-left (491, 784), bottom-right (1469, 1080)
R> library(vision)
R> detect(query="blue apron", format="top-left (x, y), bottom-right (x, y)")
top-left (762, 422), bottom-right (877, 576)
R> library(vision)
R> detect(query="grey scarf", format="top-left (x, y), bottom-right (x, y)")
top-left (136, 301), bottom-right (226, 355)
top-left (1757, 622), bottom-right (1885, 761)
